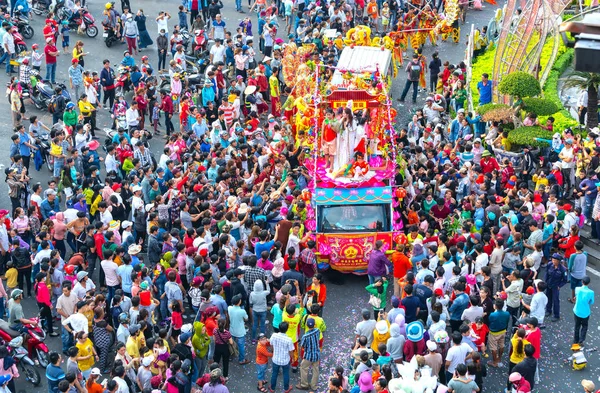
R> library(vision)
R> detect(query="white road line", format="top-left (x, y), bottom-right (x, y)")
top-left (586, 265), bottom-right (600, 278)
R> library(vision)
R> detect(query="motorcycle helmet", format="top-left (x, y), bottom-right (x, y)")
top-left (141, 56), bottom-right (148, 62)
top-left (119, 312), bottom-right (129, 324)
top-left (11, 289), bottom-right (23, 300)
top-left (10, 26), bottom-right (17, 32)
top-left (123, 50), bottom-right (130, 56)
top-left (65, 265), bottom-right (76, 275)
top-left (32, 43), bottom-right (38, 49)
top-left (66, 102), bottom-right (76, 110)
top-left (22, 58), bottom-right (29, 65)
top-left (105, 2), bottom-right (112, 9)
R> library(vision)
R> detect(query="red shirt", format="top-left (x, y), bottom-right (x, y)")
top-left (161, 95), bottom-right (174, 114)
top-left (44, 44), bottom-right (58, 64)
top-left (480, 157), bottom-right (500, 174)
top-left (525, 327), bottom-right (541, 359)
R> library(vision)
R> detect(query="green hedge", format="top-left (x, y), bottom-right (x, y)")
top-left (541, 48), bottom-right (579, 131)
top-left (477, 103), bottom-right (510, 116)
top-left (507, 126), bottom-right (555, 148)
top-left (522, 97), bottom-right (559, 116)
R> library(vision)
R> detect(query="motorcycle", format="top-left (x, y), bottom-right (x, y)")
top-left (34, 131), bottom-right (53, 172)
top-left (31, 0), bottom-right (51, 15)
top-left (102, 25), bottom-right (119, 47)
top-left (11, 28), bottom-right (27, 53)
top-left (62, 8), bottom-right (98, 38)
top-left (0, 320), bottom-right (41, 386)
top-left (158, 57), bottom-right (205, 92)
top-left (54, 0), bottom-right (69, 20)
top-left (13, 9), bottom-right (34, 39)
top-left (115, 65), bottom-right (132, 96)
top-left (29, 73), bottom-right (72, 112)
top-left (20, 317), bottom-right (50, 367)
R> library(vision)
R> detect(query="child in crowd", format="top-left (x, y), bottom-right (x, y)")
top-left (255, 333), bottom-right (272, 392)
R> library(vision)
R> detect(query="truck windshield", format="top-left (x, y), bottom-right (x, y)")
top-left (318, 204), bottom-right (391, 233)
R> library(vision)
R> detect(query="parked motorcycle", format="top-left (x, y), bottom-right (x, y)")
top-left (0, 320), bottom-right (41, 386)
top-left (54, 0), bottom-right (69, 20)
top-left (29, 73), bottom-right (72, 112)
top-left (31, 0), bottom-right (51, 15)
top-left (21, 317), bottom-right (49, 367)
top-left (13, 8), bottom-right (34, 39)
top-left (11, 27), bottom-right (27, 53)
top-left (62, 8), bottom-right (98, 38)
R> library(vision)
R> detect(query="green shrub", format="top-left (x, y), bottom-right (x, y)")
top-left (477, 103), bottom-right (509, 116)
top-left (507, 126), bottom-right (555, 148)
top-left (498, 72), bottom-right (541, 98)
top-left (522, 98), bottom-right (559, 116)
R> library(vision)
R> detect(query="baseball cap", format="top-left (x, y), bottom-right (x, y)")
top-left (582, 380), bottom-right (596, 391)
top-left (90, 368), bottom-right (101, 376)
top-left (306, 318), bottom-right (315, 328)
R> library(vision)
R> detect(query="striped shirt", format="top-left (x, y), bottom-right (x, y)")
top-left (300, 328), bottom-right (321, 362)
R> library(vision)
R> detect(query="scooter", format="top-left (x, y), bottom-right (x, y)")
top-left (11, 27), bottom-right (27, 53)
top-left (13, 8), bottom-right (34, 39)
top-left (62, 8), bottom-right (98, 38)
top-left (31, 0), bottom-right (51, 15)
top-left (53, 0), bottom-right (69, 20)
top-left (30, 75), bottom-right (71, 112)
top-left (21, 317), bottom-right (49, 367)
top-left (103, 25), bottom-right (119, 47)
top-left (0, 320), bottom-right (41, 386)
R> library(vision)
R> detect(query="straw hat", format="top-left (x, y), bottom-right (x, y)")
top-left (128, 244), bottom-right (142, 255)
top-left (244, 85), bottom-right (257, 95)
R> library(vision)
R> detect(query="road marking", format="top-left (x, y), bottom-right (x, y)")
top-left (587, 265), bottom-right (600, 278)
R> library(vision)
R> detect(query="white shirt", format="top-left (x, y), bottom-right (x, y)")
top-left (529, 291), bottom-right (548, 324)
top-left (2, 32), bottom-right (14, 54)
top-left (105, 153), bottom-right (119, 174)
top-left (461, 306), bottom-right (483, 323)
top-left (126, 107), bottom-right (140, 127)
top-left (101, 259), bottom-right (120, 287)
top-left (210, 44), bottom-right (226, 64)
top-left (61, 312), bottom-right (89, 334)
top-left (577, 90), bottom-right (588, 107)
top-left (34, 248), bottom-right (52, 266)
top-left (156, 16), bottom-right (169, 34)
top-left (445, 343), bottom-right (473, 373)
top-left (100, 209), bottom-right (113, 227)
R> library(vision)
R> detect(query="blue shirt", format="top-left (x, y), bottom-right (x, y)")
top-left (18, 132), bottom-right (32, 156)
top-left (117, 264), bottom-right (134, 293)
top-left (545, 262), bottom-right (567, 289)
top-left (300, 328), bottom-right (321, 362)
top-left (255, 240), bottom-right (274, 257)
top-left (448, 292), bottom-right (469, 321)
top-left (488, 310), bottom-right (510, 332)
top-left (573, 285), bottom-right (595, 318)
top-left (46, 364), bottom-right (66, 393)
top-left (401, 295), bottom-right (421, 324)
top-left (227, 305), bottom-right (248, 338)
top-left (477, 80), bottom-right (492, 105)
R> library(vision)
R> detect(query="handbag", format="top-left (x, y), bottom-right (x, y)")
top-left (368, 294), bottom-right (382, 309)
top-left (217, 330), bottom-right (239, 357)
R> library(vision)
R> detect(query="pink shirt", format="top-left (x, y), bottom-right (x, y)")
top-left (35, 281), bottom-right (51, 307)
top-left (257, 258), bottom-right (273, 271)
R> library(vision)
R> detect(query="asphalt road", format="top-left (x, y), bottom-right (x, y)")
top-left (3, 1), bottom-right (599, 393)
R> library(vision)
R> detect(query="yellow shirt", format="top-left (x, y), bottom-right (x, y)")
top-left (371, 322), bottom-right (390, 354)
top-left (269, 75), bottom-right (279, 98)
top-left (5, 268), bottom-right (18, 288)
top-left (283, 309), bottom-right (303, 343)
top-left (126, 336), bottom-right (140, 359)
top-left (78, 100), bottom-right (94, 116)
top-left (302, 315), bottom-right (326, 340)
top-left (509, 337), bottom-right (530, 364)
top-left (76, 338), bottom-right (95, 371)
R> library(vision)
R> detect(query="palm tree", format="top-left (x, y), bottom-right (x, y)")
top-left (563, 71), bottom-right (600, 130)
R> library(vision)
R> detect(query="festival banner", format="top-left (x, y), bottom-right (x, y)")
top-left (316, 232), bottom-right (393, 273)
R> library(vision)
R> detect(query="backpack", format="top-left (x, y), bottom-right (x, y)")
top-left (47, 95), bottom-right (58, 113)
top-left (409, 62), bottom-right (421, 80)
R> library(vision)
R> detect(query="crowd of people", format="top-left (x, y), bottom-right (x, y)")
top-left (0, 0), bottom-right (599, 393)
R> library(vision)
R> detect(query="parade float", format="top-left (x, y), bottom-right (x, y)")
top-left (281, 35), bottom-right (403, 274)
